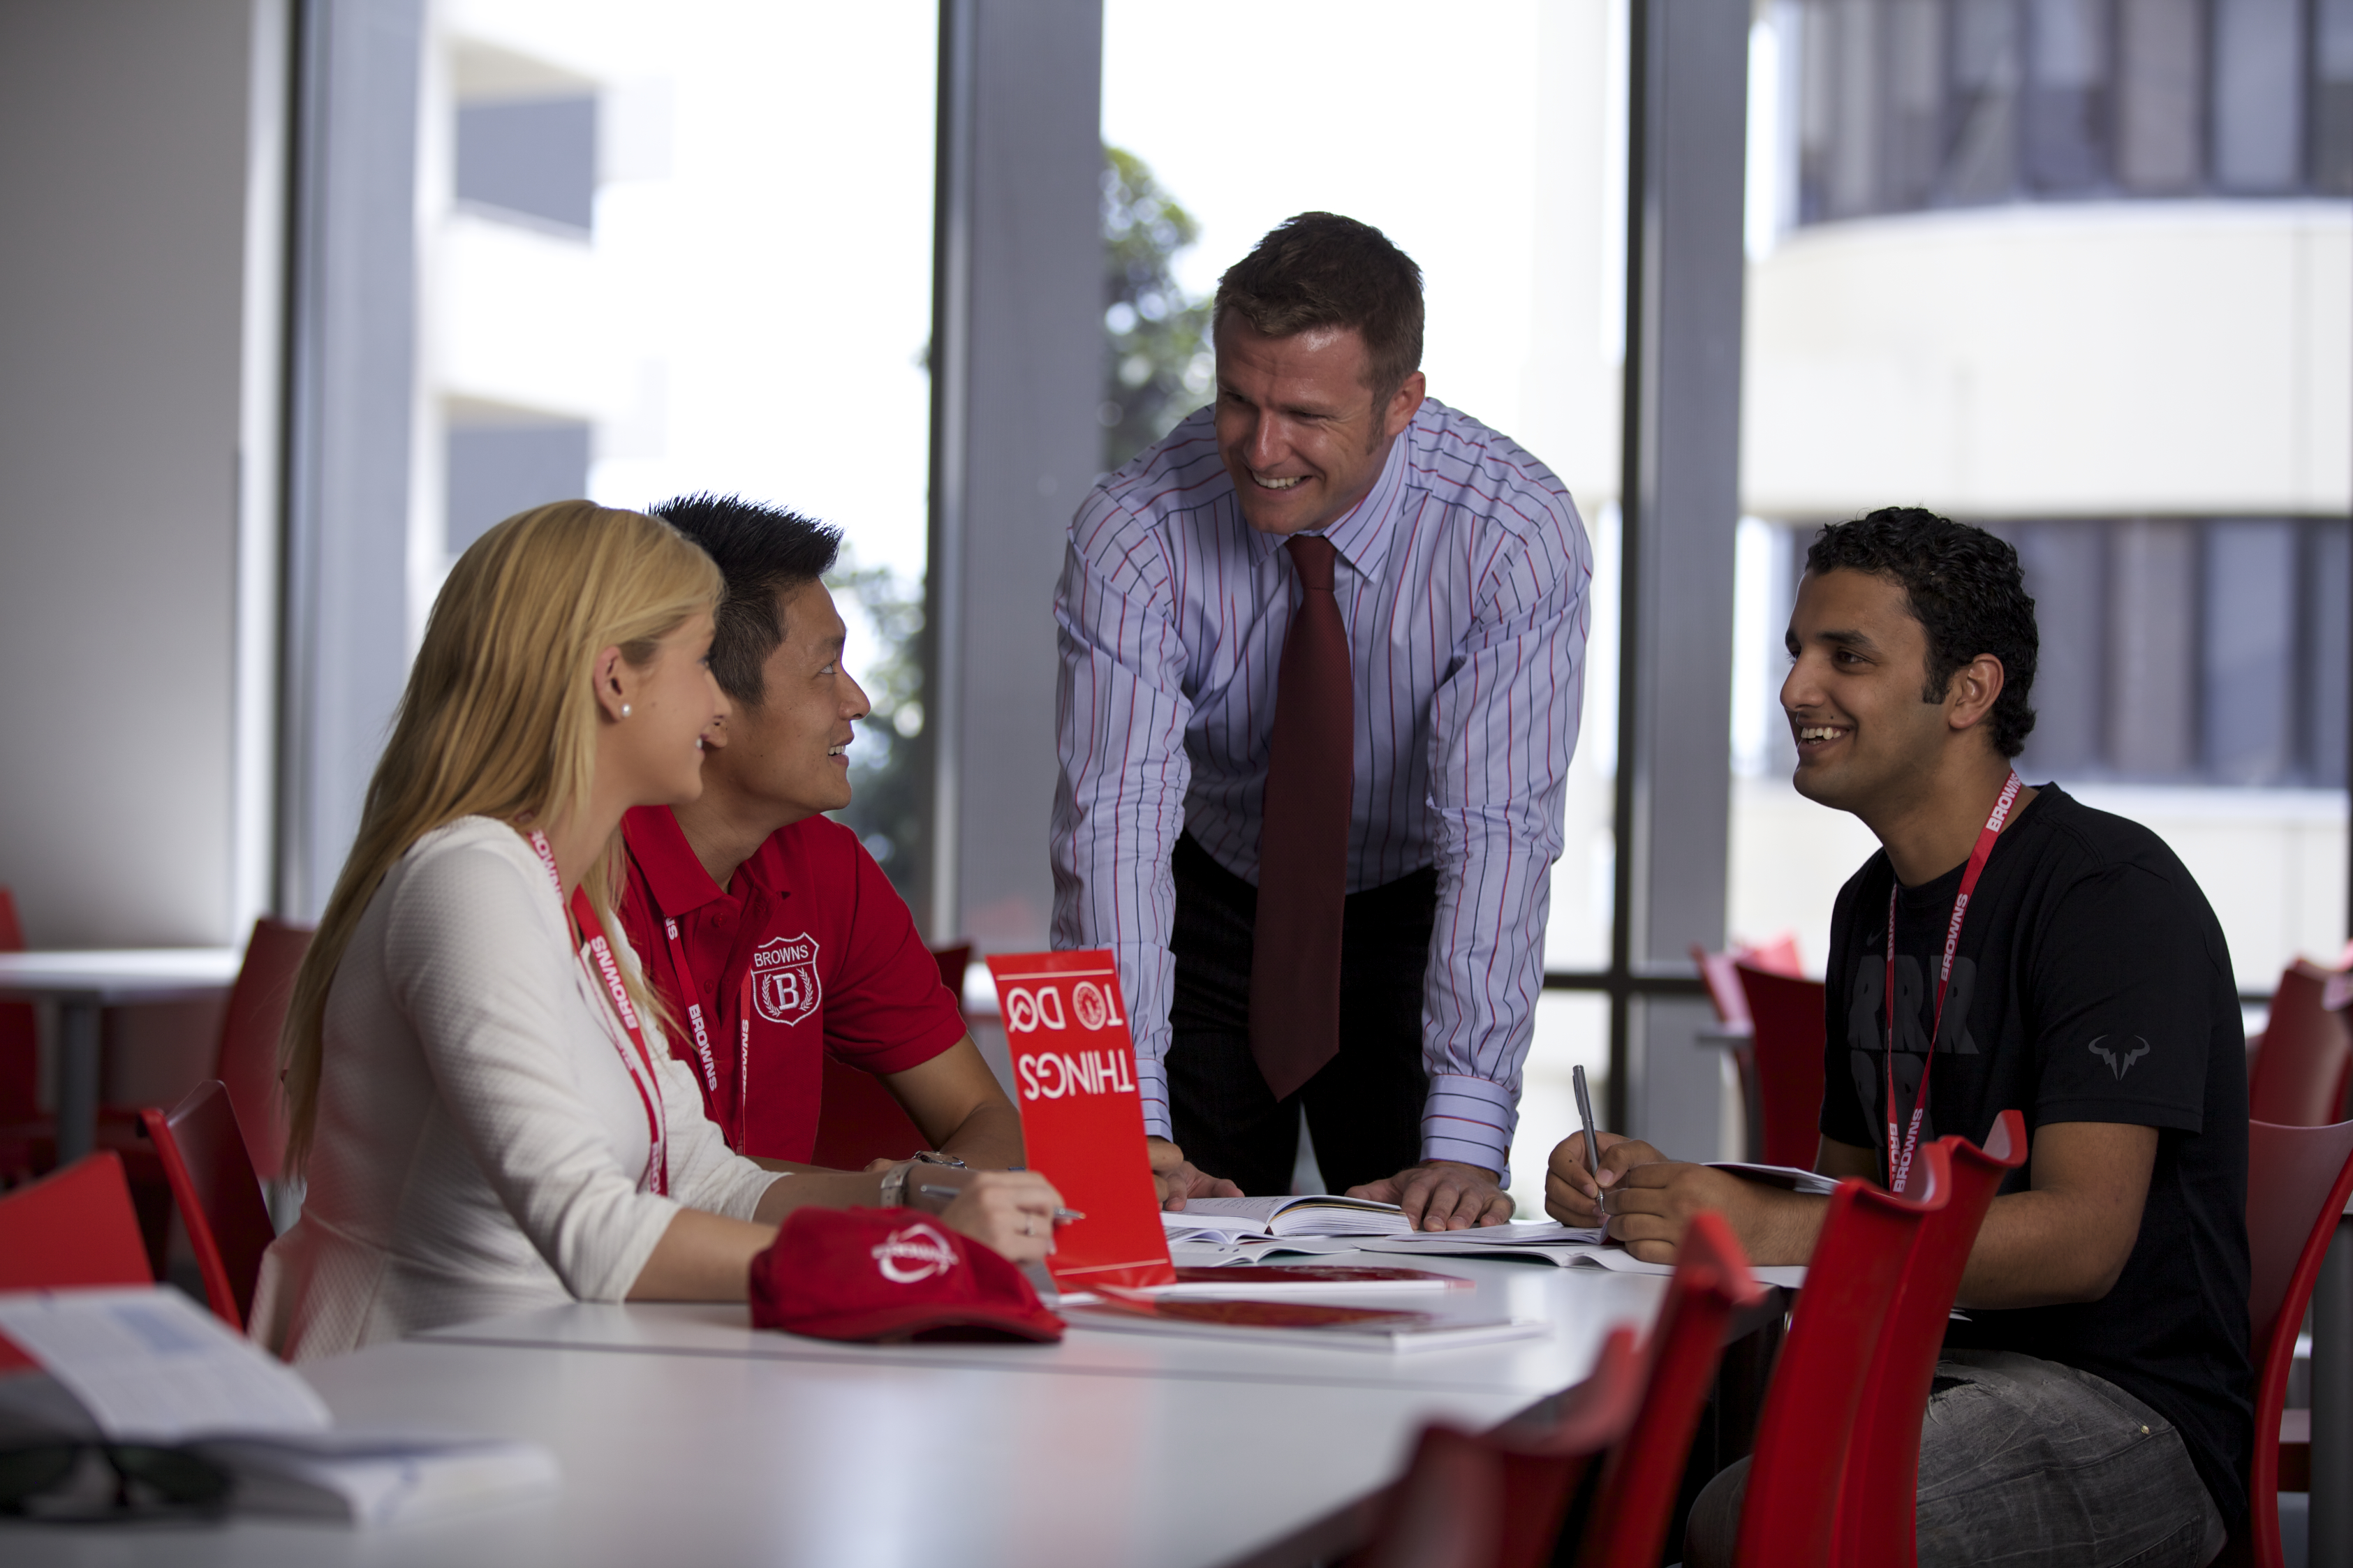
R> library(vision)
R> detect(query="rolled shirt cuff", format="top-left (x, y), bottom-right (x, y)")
top-left (1136, 1052), bottom-right (1173, 1143)
top-left (1420, 1072), bottom-right (1518, 1188)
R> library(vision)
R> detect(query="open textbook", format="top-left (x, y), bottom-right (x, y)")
top-left (1160, 1194), bottom-right (1413, 1239)
top-left (1065, 1289), bottom-right (1545, 1353)
top-left (0, 1287), bottom-right (557, 1526)
top-left (1705, 1162), bottom-right (1841, 1195)
top-left (1349, 1229), bottom-right (1810, 1289)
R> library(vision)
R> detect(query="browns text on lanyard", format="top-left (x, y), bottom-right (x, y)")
top-left (1884, 771), bottom-right (2021, 1194)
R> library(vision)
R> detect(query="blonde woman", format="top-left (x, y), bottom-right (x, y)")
top-left (253, 503), bottom-right (1060, 1361)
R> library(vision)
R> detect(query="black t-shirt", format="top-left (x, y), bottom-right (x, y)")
top-left (1820, 785), bottom-right (2252, 1520)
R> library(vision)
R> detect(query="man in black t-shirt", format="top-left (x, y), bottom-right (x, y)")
top-left (1547, 510), bottom-right (2250, 1568)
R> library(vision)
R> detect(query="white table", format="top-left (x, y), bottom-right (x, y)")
top-left (1, 1256), bottom-right (1671, 1567)
top-left (0, 949), bottom-right (242, 1163)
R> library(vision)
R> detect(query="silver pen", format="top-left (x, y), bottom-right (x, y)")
top-left (917, 1183), bottom-right (1084, 1224)
top-left (1572, 1064), bottom-right (1602, 1185)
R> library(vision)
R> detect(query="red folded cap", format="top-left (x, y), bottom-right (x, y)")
top-left (750, 1206), bottom-right (1064, 1344)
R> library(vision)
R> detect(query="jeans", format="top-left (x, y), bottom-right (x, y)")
top-left (1164, 833), bottom-right (1436, 1196)
top-left (1683, 1349), bottom-right (2227, 1568)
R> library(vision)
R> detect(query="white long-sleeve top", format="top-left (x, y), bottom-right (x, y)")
top-left (251, 817), bottom-right (781, 1361)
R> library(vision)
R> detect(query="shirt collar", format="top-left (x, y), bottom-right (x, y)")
top-left (621, 806), bottom-right (730, 917)
top-left (1242, 416), bottom-right (1412, 584)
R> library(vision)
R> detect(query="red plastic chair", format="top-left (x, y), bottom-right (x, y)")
top-left (1576, 1211), bottom-right (1771, 1568)
top-left (1692, 947), bottom-right (1753, 1032)
top-left (0, 887), bottom-right (38, 1127)
top-left (1733, 962), bottom-right (1829, 1169)
top-left (1692, 940), bottom-right (1804, 1162)
top-left (212, 917), bottom-right (311, 1184)
top-left (809, 942), bottom-right (970, 1171)
top-left (1728, 1150), bottom-right (1952, 1568)
top-left (0, 915), bottom-right (306, 1217)
top-left (1362, 1326), bottom-right (1644, 1568)
top-left (0, 1151), bottom-right (154, 1369)
top-left (1834, 1111), bottom-right (2028, 1568)
top-left (138, 1080), bottom-right (275, 1330)
top-left (2248, 962), bottom-right (2352, 1127)
top-left (2234, 1119), bottom-right (2353, 1568)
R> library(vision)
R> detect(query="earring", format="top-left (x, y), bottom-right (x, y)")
top-left (620, 704), bottom-right (632, 718)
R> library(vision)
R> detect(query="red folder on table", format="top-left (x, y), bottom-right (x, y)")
top-left (986, 951), bottom-right (1175, 1292)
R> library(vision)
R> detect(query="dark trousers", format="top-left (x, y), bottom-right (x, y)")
top-left (1166, 833), bottom-right (1437, 1196)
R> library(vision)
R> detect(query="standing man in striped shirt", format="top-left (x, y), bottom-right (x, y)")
top-left (1052, 214), bottom-right (1592, 1229)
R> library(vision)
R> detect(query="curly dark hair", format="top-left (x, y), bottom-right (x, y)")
top-left (1804, 507), bottom-right (2038, 757)
top-left (1214, 212), bottom-right (1424, 401)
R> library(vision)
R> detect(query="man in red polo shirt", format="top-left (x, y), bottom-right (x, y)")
top-left (618, 494), bottom-right (1024, 1195)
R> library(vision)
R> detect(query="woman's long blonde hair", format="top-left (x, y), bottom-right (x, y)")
top-left (280, 501), bottom-right (722, 1172)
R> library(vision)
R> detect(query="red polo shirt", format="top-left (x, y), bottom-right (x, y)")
top-left (617, 806), bottom-right (967, 1162)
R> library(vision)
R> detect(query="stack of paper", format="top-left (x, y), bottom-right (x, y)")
top-left (0, 1287), bottom-right (557, 1527)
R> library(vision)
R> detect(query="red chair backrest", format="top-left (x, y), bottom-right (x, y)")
top-left (1363, 1424), bottom-right (1506, 1568)
top-left (1691, 938), bottom-right (1803, 1031)
top-left (808, 942), bottom-right (971, 1171)
top-left (1366, 1326), bottom-right (1643, 1568)
top-left (2248, 962), bottom-right (2352, 1126)
top-left (0, 1151), bottom-right (154, 1370)
top-left (2241, 1118), bottom-right (2353, 1568)
top-left (139, 1081), bottom-right (275, 1329)
top-left (214, 917), bottom-right (313, 1184)
top-left (1577, 1212), bottom-right (1769, 1568)
top-left (1836, 1111), bottom-right (2028, 1568)
top-left (0, 885), bottom-right (38, 1124)
top-left (1734, 1153), bottom-right (1950, 1568)
top-left (1692, 946), bottom-right (1753, 1028)
top-left (1734, 962), bottom-right (1828, 1169)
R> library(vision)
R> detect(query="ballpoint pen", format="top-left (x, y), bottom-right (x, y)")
top-left (919, 1183), bottom-right (1085, 1224)
top-left (1572, 1063), bottom-right (1602, 1187)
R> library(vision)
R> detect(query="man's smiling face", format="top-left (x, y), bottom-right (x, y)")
top-left (1211, 313), bottom-right (1424, 537)
top-left (1780, 567), bottom-right (1959, 815)
top-left (700, 581), bottom-right (869, 822)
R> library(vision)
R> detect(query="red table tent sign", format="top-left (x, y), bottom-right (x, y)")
top-left (986, 951), bottom-right (1175, 1292)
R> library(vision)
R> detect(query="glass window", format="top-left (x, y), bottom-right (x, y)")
top-left (2320, 0), bottom-right (2353, 192)
top-left (2106, 519), bottom-right (2201, 778)
top-left (2024, 0), bottom-right (2111, 191)
top-left (1104, 0), bottom-right (1627, 1199)
top-left (1745, 3), bottom-right (2350, 1003)
top-left (418, 4), bottom-right (937, 887)
top-left (2303, 519), bottom-right (2351, 787)
top-left (2115, 0), bottom-right (2204, 191)
top-left (2213, 0), bottom-right (2307, 191)
top-left (2012, 522), bottom-right (2105, 777)
top-left (455, 97), bottom-right (598, 233)
top-left (445, 417), bottom-right (591, 556)
top-left (2203, 519), bottom-right (2301, 785)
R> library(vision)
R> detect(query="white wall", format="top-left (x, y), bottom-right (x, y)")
top-left (1743, 201), bottom-right (2353, 521)
top-left (0, 0), bottom-right (280, 947)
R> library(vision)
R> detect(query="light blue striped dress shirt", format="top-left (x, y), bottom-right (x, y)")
top-left (1050, 399), bottom-right (1593, 1180)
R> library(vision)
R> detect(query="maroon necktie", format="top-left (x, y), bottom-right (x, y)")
top-left (1250, 534), bottom-right (1353, 1101)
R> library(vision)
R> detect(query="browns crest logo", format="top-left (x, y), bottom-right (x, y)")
top-left (751, 934), bottom-right (821, 1026)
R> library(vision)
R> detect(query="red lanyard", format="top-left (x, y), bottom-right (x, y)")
top-left (659, 916), bottom-right (721, 1095)
top-left (1884, 771), bottom-right (2021, 1194)
top-left (529, 832), bottom-right (669, 1195)
top-left (654, 912), bottom-right (754, 1149)
top-left (627, 843), bottom-right (751, 1149)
